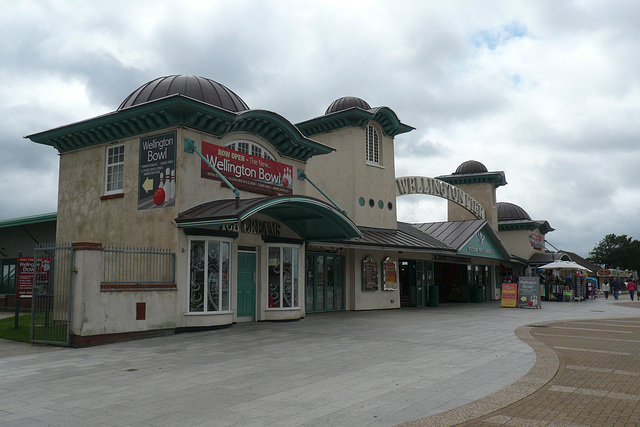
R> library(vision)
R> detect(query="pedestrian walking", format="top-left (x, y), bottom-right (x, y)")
top-left (612, 279), bottom-right (620, 300)
top-left (602, 280), bottom-right (610, 299)
top-left (627, 280), bottom-right (636, 301)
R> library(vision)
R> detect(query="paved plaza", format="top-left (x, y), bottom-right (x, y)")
top-left (1, 297), bottom-right (639, 426)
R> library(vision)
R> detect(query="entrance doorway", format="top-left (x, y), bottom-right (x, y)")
top-left (237, 251), bottom-right (256, 321)
top-left (434, 262), bottom-right (470, 302)
top-left (399, 260), bottom-right (434, 307)
top-left (305, 253), bottom-right (345, 313)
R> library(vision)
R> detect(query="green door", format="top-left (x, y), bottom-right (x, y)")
top-left (237, 252), bottom-right (256, 319)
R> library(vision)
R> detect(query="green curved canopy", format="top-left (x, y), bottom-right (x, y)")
top-left (175, 196), bottom-right (361, 241)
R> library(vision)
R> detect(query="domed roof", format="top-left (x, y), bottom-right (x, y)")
top-left (497, 202), bottom-right (531, 221)
top-left (453, 160), bottom-right (488, 175)
top-left (325, 96), bottom-right (371, 114)
top-left (118, 75), bottom-right (249, 112)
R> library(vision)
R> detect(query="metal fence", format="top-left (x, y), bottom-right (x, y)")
top-left (31, 242), bottom-right (73, 346)
top-left (103, 245), bottom-right (175, 285)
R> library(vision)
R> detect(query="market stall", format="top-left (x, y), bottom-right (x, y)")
top-left (540, 260), bottom-right (588, 301)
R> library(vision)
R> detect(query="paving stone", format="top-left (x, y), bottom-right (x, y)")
top-left (2, 299), bottom-right (640, 426)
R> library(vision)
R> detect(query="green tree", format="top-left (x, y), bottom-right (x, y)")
top-left (588, 234), bottom-right (640, 272)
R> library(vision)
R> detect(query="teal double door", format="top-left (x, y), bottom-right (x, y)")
top-left (237, 252), bottom-right (256, 319)
top-left (305, 253), bottom-right (345, 313)
top-left (399, 260), bottom-right (434, 307)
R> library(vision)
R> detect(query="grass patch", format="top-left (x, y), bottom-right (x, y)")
top-left (0, 314), bottom-right (31, 342)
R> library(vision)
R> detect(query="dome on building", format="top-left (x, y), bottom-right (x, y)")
top-left (497, 202), bottom-right (532, 221)
top-left (325, 96), bottom-right (371, 114)
top-left (453, 160), bottom-right (488, 175)
top-left (118, 75), bottom-right (250, 112)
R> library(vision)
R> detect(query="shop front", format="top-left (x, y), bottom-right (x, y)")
top-left (175, 196), bottom-right (361, 324)
top-left (305, 248), bottom-right (346, 313)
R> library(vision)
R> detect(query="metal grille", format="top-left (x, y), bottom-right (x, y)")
top-left (31, 243), bottom-right (73, 346)
top-left (103, 246), bottom-right (175, 285)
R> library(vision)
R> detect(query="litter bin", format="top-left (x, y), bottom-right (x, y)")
top-left (427, 285), bottom-right (439, 307)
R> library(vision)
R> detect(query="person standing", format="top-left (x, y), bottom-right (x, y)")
top-left (627, 280), bottom-right (637, 301)
top-left (612, 278), bottom-right (620, 300)
top-left (602, 280), bottom-right (610, 299)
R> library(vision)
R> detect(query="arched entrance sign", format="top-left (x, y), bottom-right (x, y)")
top-left (396, 176), bottom-right (485, 220)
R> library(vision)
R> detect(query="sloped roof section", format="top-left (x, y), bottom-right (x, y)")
top-left (412, 220), bottom-right (487, 249)
top-left (311, 222), bottom-right (455, 252)
top-left (412, 220), bottom-right (511, 260)
top-left (562, 251), bottom-right (600, 273)
top-left (0, 212), bottom-right (57, 229)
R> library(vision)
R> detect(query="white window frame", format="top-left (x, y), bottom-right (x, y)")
top-left (187, 236), bottom-right (232, 314)
top-left (365, 124), bottom-right (380, 165)
top-left (104, 144), bottom-right (125, 195)
top-left (225, 140), bottom-right (275, 161)
top-left (267, 244), bottom-right (300, 309)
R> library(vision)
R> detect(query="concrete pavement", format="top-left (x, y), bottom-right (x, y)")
top-left (1, 297), bottom-right (639, 426)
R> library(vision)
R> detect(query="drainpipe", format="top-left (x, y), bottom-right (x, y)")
top-left (184, 139), bottom-right (241, 209)
top-left (297, 169), bottom-right (347, 216)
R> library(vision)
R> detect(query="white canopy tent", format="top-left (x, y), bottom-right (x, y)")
top-left (539, 260), bottom-right (587, 271)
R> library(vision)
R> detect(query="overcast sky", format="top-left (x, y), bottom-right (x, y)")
top-left (2, 0), bottom-right (639, 258)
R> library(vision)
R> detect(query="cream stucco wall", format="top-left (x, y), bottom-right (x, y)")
top-left (447, 182), bottom-right (498, 229)
top-left (304, 125), bottom-right (398, 229)
top-left (71, 248), bottom-right (177, 337)
top-left (499, 229), bottom-right (546, 260)
top-left (348, 248), bottom-right (400, 310)
top-left (57, 127), bottom-right (310, 247)
top-left (56, 132), bottom-right (179, 249)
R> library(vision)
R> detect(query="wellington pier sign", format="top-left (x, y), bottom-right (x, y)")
top-left (395, 176), bottom-right (486, 220)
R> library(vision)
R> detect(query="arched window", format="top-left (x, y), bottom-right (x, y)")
top-left (226, 140), bottom-right (275, 161)
top-left (365, 125), bottom-right (380, 165)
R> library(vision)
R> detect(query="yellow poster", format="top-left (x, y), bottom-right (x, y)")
top-left (501, 282), bottom-right (517, 307)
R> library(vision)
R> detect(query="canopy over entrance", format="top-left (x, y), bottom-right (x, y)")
top-left (175, 196), bottom-right (362, 241)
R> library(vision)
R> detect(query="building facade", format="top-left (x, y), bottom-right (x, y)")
top-left (19, 74), bottom-right (561, 345)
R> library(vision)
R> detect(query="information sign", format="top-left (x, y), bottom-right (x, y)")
top-left (138, 131), bottom-right (177, 210)
top-left (501, 283), bottom-right (517, 307)
top-left (517, 276), bottom-right (541, 308)
top-left (16, 257), bottom-right (50, 298)
top-left (200, 142), bottom-right (293, 196)
top-left (382, 258), bottom-right (397, 291)
top-left (362, 256), bottom-right (378, 291)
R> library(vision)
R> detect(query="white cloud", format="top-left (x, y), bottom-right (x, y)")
top-left (2, 0), bottom-right (640, 257)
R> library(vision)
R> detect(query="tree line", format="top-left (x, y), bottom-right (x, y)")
top-left (587, 233), bottom-right (640, 273)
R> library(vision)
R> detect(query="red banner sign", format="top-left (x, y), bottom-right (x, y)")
top-left (16, 257), bottom-right (51, 298)
top-left (200, 142), bottom-right (293, 196)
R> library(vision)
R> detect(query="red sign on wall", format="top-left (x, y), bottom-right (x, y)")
top-left (200, 142), bottom-right (293, 196)
top-left (16, 257), bottom-right (51, 298)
